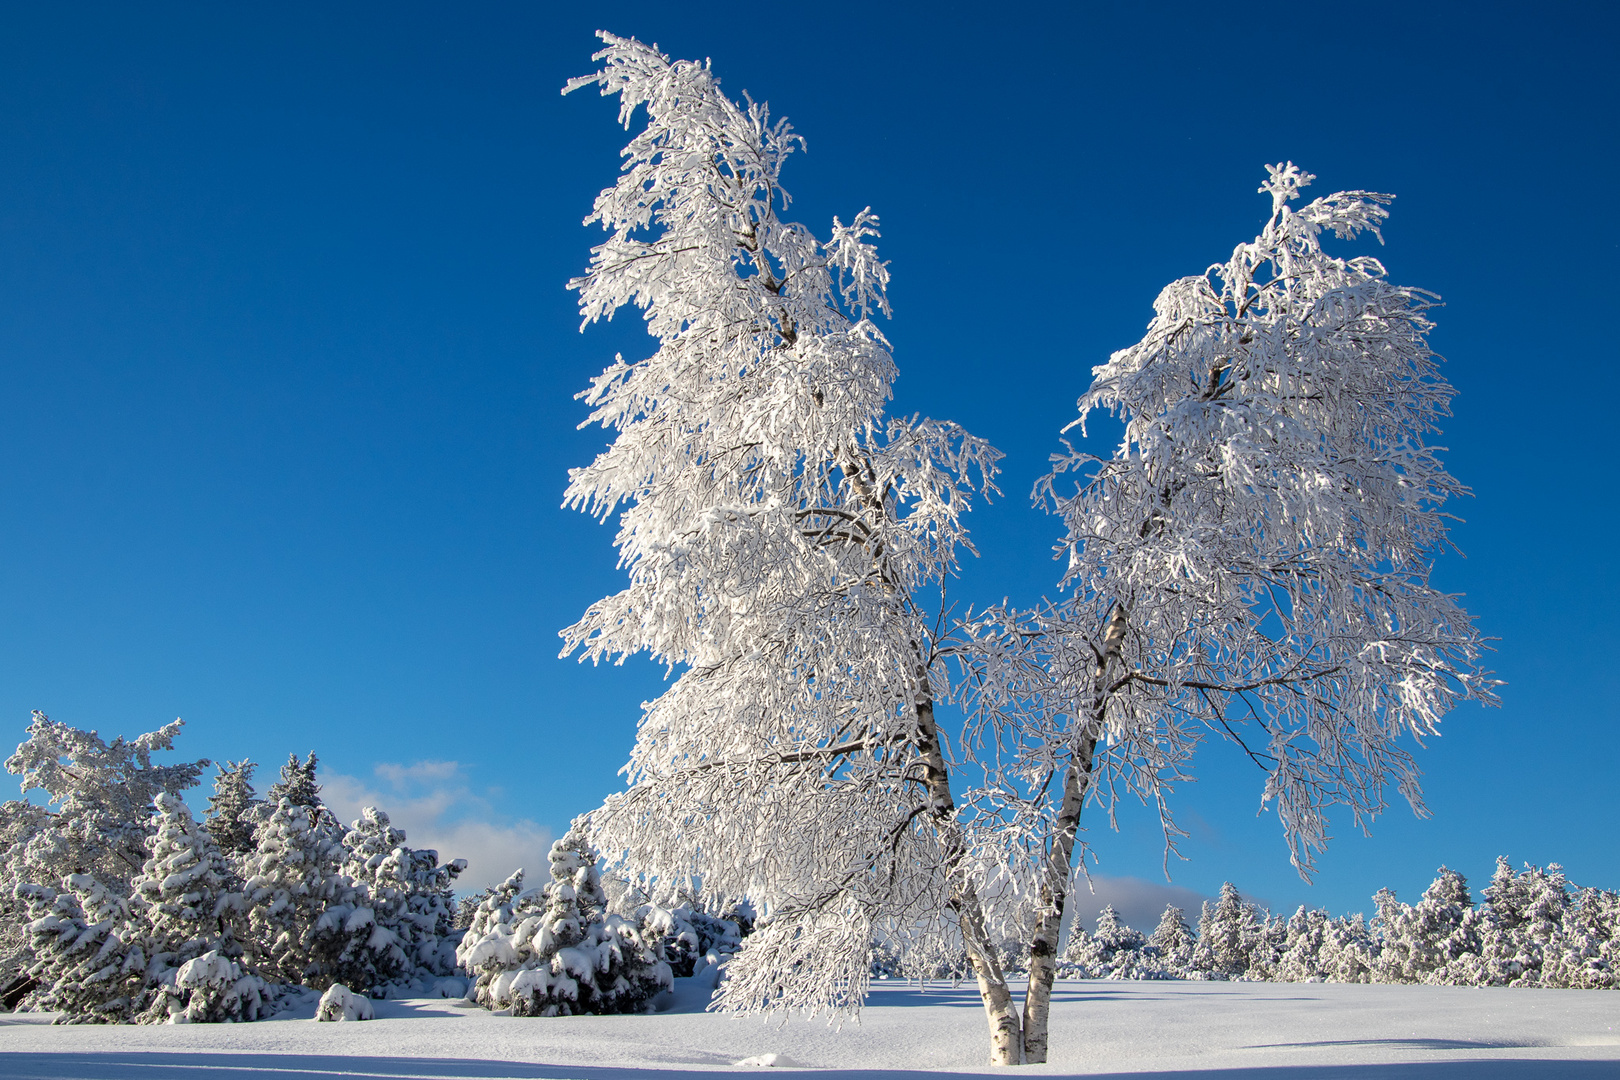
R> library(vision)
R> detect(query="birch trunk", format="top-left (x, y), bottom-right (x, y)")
top-left (1020, 604), bottom-right (1127, 1065)
top-left (915, 677), bottom-right (1024, 1066)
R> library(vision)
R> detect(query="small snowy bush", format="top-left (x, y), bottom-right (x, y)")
top-left (315, 981), bottom-right (374, 1021)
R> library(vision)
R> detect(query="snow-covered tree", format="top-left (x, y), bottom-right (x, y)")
top-left (3, 713), bottom-right (208, 894)
top-left (457, 826), bottom-right (669, 1016)
top-left (637, 901), bottom-right (742, 979)
top-left (1315, 913), bottom-right (1376, 984)
top-left (1544, 886), bottom-right (1617, 990)
top-left (958, 162), bottom-right (1497, 1058)
top-left (1272, 906), bottom-right (1331, 983)
top-left (266, 753), bottom-right (327, 822)
top-left (204, 760), bottom-right (261, 857)
top-left (1058, 905), bottom-right (1150, 979)
top-left (131, 792), bottom-right (267, 1023)
top-left (1245, 910), bottom-right (1288, 982)
top-left (1192, 883), bottom-right (1259, 978)
top-left (15, 875), bottom-right (145, 1022)
top-left (559, 33), bottom-right (1015, 1060)
top-left (240, 796), bottom-right (346, 989)
top-left (455, 868), bottom-right (539, 1007)
top-left (1372, 867), bottom-right (1479, 985)
top-left (340, 806), bottom-right (466, 986)
top-left (1147, 905), bottom-right (1195, 975)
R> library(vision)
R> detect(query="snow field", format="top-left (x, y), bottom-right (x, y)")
top-left (3, 980), bottom-right (1617, 1078)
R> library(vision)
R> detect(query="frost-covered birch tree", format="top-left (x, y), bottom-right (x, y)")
top-left (963, 164), bottom-right (1498, 1061)
top-left (559, 33), bottom-right (1023, 1062)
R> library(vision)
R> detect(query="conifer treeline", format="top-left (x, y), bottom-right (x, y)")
top-left (1053, 866), bottom-right (1618, 989)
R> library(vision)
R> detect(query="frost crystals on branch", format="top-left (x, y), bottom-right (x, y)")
top-left (559, 32), bottom-right (1019, 1063)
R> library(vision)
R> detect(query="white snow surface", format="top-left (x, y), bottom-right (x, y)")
top-left (2, 979), bottom-right (1617, 1078)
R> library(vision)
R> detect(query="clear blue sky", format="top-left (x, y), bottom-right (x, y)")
top-left (0, 2), bottom-right (1614, 918)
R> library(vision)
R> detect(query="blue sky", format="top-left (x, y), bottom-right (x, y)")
top-left (0, 2), bottom-right (1614, 921)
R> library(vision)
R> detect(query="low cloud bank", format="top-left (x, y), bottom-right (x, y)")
top-left (322, 762), bottom-right (552, 892)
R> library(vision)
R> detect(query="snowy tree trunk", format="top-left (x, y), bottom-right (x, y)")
top-left (914, 679), bottom-right (1022, 1066)
top-left (1021, 604), bottom-right (1124, 1064)
top-left (1021, 735), bottom-right (1095, 1064)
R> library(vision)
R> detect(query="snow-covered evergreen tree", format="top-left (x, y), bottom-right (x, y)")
top-left (1147, 905), bottom-right (1195, 976)
top-left (1272, 907), bottom-right (1331, 983)
top-left (455, 868), bottom-right (540, 1007)
top-left (266, 753), bottom-right (327, 821)
top-left (1372, 867), bottom-right (1479, 985)
top-left (240, 796), bottom-right (345, 989)
top-left (636, 901), bottom-right (742, 979)
top-left (131, 792), bottom-right (268, 1023)
top-left (3, 713), bottom-right (208, 895)
top-left (204, 760), bottom-right (261, 857)
top-left (1059, 906), bottom-right (1151, 979)
top-left (1193, 884), bottom-right (1258, 979)
top-left (1543, 886), bottom-right (1617, 990)
top-left (338, 806), bottom-right (467, 986)
top-left (15, 875), bottom-right (145, 1022)
top-left (459, 827), bottom-right (670, 1015)
top-left (1315, 914), bottom-right (1376, 984)
top-left (559, 32), bottom-right (1012, 1059)
top-left (1245, 911), bottom-right (1288, 982)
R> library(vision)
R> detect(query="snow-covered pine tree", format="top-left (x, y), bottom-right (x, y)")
top-left (3, 713), bottom-right (208, 895)
top-left (636, 900), bottom-right (742, 979)
top-left (1192, 884), bottom-right (1259, 979)
top-left (455, 868), bottom-right (540, 1007)
top-left (1315, 914), bottom-right (1376, 984)
top-left (15, 875), bottom-right (145, 1022)
top-left (339, 806), bottom-right (467, 987)
top-left (560, 33), bottom-right (1013, 1060)
top-left (1147, 905), bottom-right (1195, 976)
top-left (1060, 906), bottom-right (1150, 979)
top-left (204, 760), bottom-right (261, 857)
top-left (240, 796), bottom-right (345, 989)
top-left (459, 825), bottom-right (669, 1015)
top-left (132, 792), bottom-right (268, 1023)
top-left (1543, 886), bottom-right (1617, 990)
top-left (1272, 907), bottom-right (1331, 983)
top-left (266, 754), bottom-right (328, 822)
top-left (959, 162), bottom-right (1497, 1059)
top-left (1373, 867), bottom-right (1479, 985)
top-left (1245, 911), bottom-right (1288, 982)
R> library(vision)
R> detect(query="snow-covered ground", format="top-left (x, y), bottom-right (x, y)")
top-left (3, 979), bottom-right (1617, 1078)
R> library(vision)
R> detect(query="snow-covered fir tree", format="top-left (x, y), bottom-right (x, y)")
top-left (1372, 867), bottom-right (1479, 985)
top-left (1245, 911), bottom-right (1289, 982)
top-left (14, 875), bottom-right (145, 1022)
top-left (131, 792), bottom-right (268, 1023)
top-left (1543, 886), bottom-right (1618, 990)
top-left (266, 753), bottom-right (326, 821)
top-left (1315, 913), bottom-right (1376, 984)
top-left (458, 826), bottom-right (669, 1016)
top-left (340, 806), bottom-right (466, 986)
top-left (1148, 905), bottom-right (1195, 976)
top-left (204, 760), bottom-right (261, 857)
top-left (559, 32), bottom-right (1015, 1060)
top-left (1058, 906), bottom-right (1151, 979)
top-left (1192, 884), bottom-right (1259, 979)
top-left (239, 796), bottom-right (345, 989)
top-left (455, 868), bottom-right (540, 1008)
top-left (1272, 907), bottom-right (1331, 983)
top-left (636, 900), bottom-right (742, 979)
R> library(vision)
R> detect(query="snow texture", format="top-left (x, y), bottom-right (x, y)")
top-left (1, 980), bottom-right (1616, 1077)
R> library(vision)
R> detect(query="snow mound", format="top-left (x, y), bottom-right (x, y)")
top-left (314, 983), bottom-right (373, 1021)
top-left (735, 1051), bottom-right (798, 1067)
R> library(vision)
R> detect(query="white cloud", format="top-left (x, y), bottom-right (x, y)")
top-left (321, 761), bottom-right (552, 892)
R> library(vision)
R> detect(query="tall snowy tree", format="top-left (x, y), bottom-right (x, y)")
top-left (560, 34), bottom-right (1017, 1061)
top-left (3, 712), bottom-right (208, 893)
top-left (131, 792), bottom-right (267, 1023)
top-left (960, 163), bottom-right (1498, 1059)
top-left (240, 796), bottom-right (346, 989)
top-left (204, 759), bottom-right (261, 857)
top-left (1192, 883), bottom-right (1259, 978)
